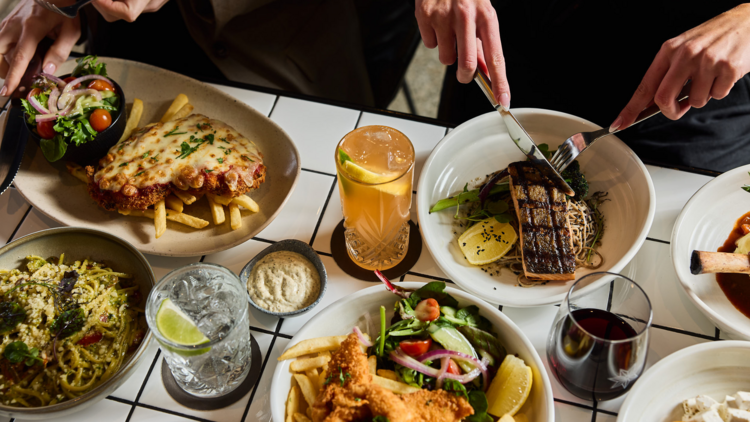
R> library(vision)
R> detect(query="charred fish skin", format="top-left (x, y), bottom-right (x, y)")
top-left (509, 162), bottom-right (575, 279)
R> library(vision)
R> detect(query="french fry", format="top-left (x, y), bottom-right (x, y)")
top-left (293, 413), bottom-right (312, 422)
top-left (293, 374), bottom-right (317, 407)
top-left (368, 355), bottom-right (377, 374)
top-left (306, 368), bottom-right (319, 392)
top-left (118, 208), bottom-right (209, 229)
top-left (229, 202), bottom-right (241, 230)
top-left (318, 369), bottom-right (327, 390)
top-left (171, 188), bottom-right (197, 205)
top-left (118, 98), bottom-right (143, 143)
top-left (376, 369), bottom-right (399, 381)
top-left (306, 408), bottom-right (312, 420)
top-left (290, 355), bottom-right (331, 372)
top-left (165, 195), bottom-right (183, 213)
top-left (232, 194), bottom-right (259, 212)
top-left (279, 336), bottom-right (348, 361)
top-left (372, 375), bottom-right (421, 394)
top-left (154, 200), bottom-right (166, 238)
top-left (170, 103), bottom-right (194, 121)
top-left (285, 385), bottom-right (300, 422)
top-left (212, 195), bottom-right (234, 206)
top-left (65, 163), bottom-right (88, 183)
top-left (160, 94), bottom-right (189, 122)
top-left (207, 194), bottom-right (226, 225)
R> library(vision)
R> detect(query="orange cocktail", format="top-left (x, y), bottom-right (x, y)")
top-left (335, 126), bottom-right (415, 271)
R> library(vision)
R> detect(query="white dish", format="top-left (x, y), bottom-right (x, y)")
top-left (416, 109), bottom-right (654, 306)
top-left (618, 341), bottom-right (750, 422)
top-left (671, 164), bottom-right (750, 339)
top-left (270, 281), bottom-right (555, 422)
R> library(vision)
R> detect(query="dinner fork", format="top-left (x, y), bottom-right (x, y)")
top-left (549, 81), bottom-right (693, 173)
top-left (33, 0), bottom-right (93, 18)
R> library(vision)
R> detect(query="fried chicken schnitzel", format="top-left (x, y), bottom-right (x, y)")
top-left (311, 334), bottom-right (474, 422)
top-left (86, 114), bottom-right (266, 211)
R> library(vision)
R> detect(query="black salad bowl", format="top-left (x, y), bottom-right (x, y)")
top-left (25, 75), bottom-right (127, 166)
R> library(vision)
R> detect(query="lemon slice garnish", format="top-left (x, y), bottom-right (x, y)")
top-left (486, 355), bottom-right (533, 417)
top-left (342, 160), bottom-right (410, 196)
top-left (458, 217), bottom-right (517, 265)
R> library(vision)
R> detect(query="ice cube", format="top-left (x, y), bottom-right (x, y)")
top-left (197, 311), bottom-right (232, 341)
top-left (169, 278), bottom-right (193, 304)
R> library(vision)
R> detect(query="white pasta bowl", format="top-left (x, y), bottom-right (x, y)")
top-left (417, 109), bottom-right (655, 306)
top-left (270, 281), bottom-right (555, 422)
top-left (0, 227), bottom-right (155, 420)
top-left (618, 341), bottom-right (750, 422)
top-left (671, 163), bottom-right (750, 339)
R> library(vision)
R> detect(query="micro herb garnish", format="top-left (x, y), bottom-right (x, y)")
top-left (119, 162), bottom-right (128, 167)
top-left (152, 154), bottom-right (159, 162)
top-left (224, 149), bottom-right (231, 155)
top-left (3, 341), bottom-right (43, 366)
top-left (204, 134), bottom-right (214, 145)
top-left (241, 155), bottom-right (254, 162)
top-left (142, 151), bottom-right (150, 159)
top-left (205, 169), bottom-right (214, 173)
top-left (178, 141), bottom-right (201, 159)
top-left (219, 137), bottom-right (229, 144)
top-left (217, 158), bottom-right (224, 164)
top-left (338, 367), bottom-right (352, 386)
top-left (135, 171), bottom-right (145, 177)
top-left (51, 308), bottom-right (86, 340)
top-left (0, 302), bottom-right (26, 334)
top-left (324, 373), bottom-right (333, 386)
top-left (354, 398), bottom-right (361, 402)
top-left (164, 127), bottom-right (186, 137)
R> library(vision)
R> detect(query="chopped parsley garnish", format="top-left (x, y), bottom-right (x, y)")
top-left (142, 151), bottom-right (150, 159)
top-left (178, 141), bottom-right (202, 159)
top-left (204, 134), bottom-right (214, 144)
top-left (220, 137), bottom-right (229, 144)
top-left (217, 158), bottom-right (224, 164)
top-left (338, 368), bottom-right (352, 386)
top-left (205, 169), bottom-right (214, 173)
top-left (152, 154), bottom-right (160, 162)
top-left (135, 171), bottom-right (145, 177)
top-left (197, 122), bottom-right (212, 131)
top-left (224, 149), bottom-right (231, 155)
top-left (241, 155), bottom-right (254, 162)
top-left (119, 162), bottom-right (128, 167)
top-left (354, 398), bottom-right (361, 402)
top-left (164, 127), bottom-right (186, 137)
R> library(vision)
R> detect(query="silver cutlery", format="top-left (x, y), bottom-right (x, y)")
top-left (33, 0), bottom-right (93, 18)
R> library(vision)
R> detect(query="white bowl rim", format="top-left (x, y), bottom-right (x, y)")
top-left (670, 164), bottom-right (750, 338)
top-left (617, 340), bottom-right (750, 421)
top-left (269, 281), bottom-right (555, 421)
top-left (416, 108), bottom-right (656, 307)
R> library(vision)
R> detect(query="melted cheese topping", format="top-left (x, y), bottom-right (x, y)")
top-left (95, 114), bottom-right (263, 193)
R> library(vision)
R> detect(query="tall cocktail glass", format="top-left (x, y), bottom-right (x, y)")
top-left (146, 262), bottom-right (252, 397)
top-left (335, 125), bottom-right (415, 271)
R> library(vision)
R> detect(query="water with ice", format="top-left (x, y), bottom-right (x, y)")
top-left (147, 265), bottom-right (252, 398)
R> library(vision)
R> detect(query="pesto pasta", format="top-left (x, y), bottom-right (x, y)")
top-left (0, 254), bottom-right (144, 407)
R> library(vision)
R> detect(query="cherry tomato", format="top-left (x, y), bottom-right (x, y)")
top-left (26, 87), bottom-right (41, 102)
top-left (99, 313), bottom-right (109, 323)
top-left (88, 79), bottom-right (114, 92)
top-left (446, 359), bottom-right (461, 375)
top-left (399, 339), bottom-right (432, 357)
top-left (90, 109), bottom-right (112, 132)
top-left (63, 76), bottom-right (80, 89)
top-left (742, 224), bottom-right (750, 235)
top-left (414, 298), bottom-right (440, 322)
top-left (37, 120), bottom-right (56, 139)
top-left (77, 331), bottom-right (103, 346)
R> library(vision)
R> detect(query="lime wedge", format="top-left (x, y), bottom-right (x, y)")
top-left (156, 298), bottom-right (210, 356)
top-left (342, 161), bottom-right (409, 196)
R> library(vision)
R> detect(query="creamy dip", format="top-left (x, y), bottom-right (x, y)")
top-left (247, 251), bottom-right (321, 313)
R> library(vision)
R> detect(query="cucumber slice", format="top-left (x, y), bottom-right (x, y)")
top-left (428, 324), bottom-right (478, 373)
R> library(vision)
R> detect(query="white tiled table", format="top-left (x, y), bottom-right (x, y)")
top-left (0, 81), bottom-right (720, 422)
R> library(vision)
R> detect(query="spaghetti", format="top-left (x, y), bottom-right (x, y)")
top-left (0, 254), bottom-right (144, 407)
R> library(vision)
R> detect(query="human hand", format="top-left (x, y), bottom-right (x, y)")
top-left (92, 0), bottom-right (169, 23)
top-left (415, 0), bottom-right (510, 108)
top-left (611, 4), bottom-right (750, 132)
top-left (0, 0), bottom-right (80, 96)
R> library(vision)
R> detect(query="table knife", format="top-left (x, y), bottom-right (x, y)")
top-left (474, 70), bottom-right (575, 196)
top-left (0, 39), bottom-right (51, 195)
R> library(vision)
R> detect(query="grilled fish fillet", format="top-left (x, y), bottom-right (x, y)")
top-left (86, 114), bottom-right (266, 211)
top-left (508, 161), bottom-right (575, 281)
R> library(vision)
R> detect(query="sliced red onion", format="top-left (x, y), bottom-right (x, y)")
top-left (35, 114), bottom-right (58, 123)
top-left (58, 74), bottom-right (110, 109)
top-left (58, 101), bottom-right (75, 117)
top-left (40, 72), bottom-right (65, 88)
top-left (435, 357), bottom-right (450, 389)
top-left (374, 270), bottom-right (411, 299)
top-left (479, 168), bottom-right (509, 206)
top-left (28, 96), bottom-right (49, 114)
top-left (48, 88), bottom-right (59, 114)
top-left (69, 88), bottom-right (101, 102)
top-left (353, 326), bottom-right (373, 347)
top-left (418, 349), bottom-right (490, 390)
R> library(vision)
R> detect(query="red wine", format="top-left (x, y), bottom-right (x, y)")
top-left (547, 308), bottom-right (644, 401)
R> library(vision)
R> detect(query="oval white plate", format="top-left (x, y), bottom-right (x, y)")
top-left (416, 109), bottom-right (654, 306)
top-left (270, 282), bottom-right (555, 422)
top-left (671, 164), bottom-right (750, 339)
top-left (618, 341), bottom-right (750, 422)
top-left (13, 58), bottom-right (300, 257)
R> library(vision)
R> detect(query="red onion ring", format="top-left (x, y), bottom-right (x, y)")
top-left (48, 88), bottom-right (59, 114)
top-left (58, 74), bottom-right (110, 109)
top-left (35, 114), bottom-right (58, 123)
top-left (389, 348), bottom-right (484, 385)
top-left (353, 326), bottom-right (373, 347)
top-left (28, 96), bottom-right (49, 114)
top-left (435, 357), bottom-right (449, 389)
top-left (417, 349), bottom-right (490, 390)
top-left (40, 72), bottom-right (66, 88)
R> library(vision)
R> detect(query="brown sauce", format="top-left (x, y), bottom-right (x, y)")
top-left (716, 211), bottom-right (750, 319)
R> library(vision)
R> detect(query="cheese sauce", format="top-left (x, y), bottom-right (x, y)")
top-left (94, 114), bottom-right (263, 193)
top-left (246, 251), bottom-right (321, 313)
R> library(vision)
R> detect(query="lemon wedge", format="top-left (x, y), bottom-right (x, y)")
top-left (156, 298), bottom-right (211, 356)
top-left (486, 355), bottom-right (533, 417)
top-left (342, 160), bottom-right (409, 196)
top-left (458, 217), bottom-right (517, 265)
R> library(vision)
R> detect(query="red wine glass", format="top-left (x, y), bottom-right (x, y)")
top-left (546, 272), bottom-right (652, 402)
